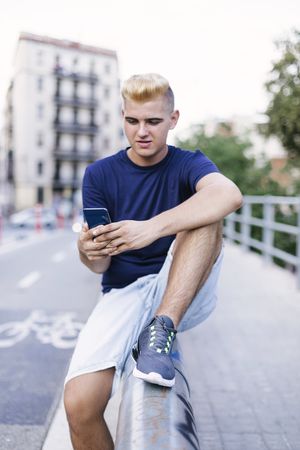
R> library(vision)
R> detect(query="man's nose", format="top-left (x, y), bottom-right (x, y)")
top-left (137, 123), bottom-right (148, 137)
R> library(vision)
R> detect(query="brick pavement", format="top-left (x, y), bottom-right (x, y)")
top-left (180, 241), bottom-right (300, 450)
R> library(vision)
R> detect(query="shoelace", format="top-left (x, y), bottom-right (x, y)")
top-left (149, 319), bottom-right (176, 354)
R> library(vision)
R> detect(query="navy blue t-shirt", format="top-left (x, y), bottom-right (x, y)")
top-left (82, 145), bottom-right (219, 292)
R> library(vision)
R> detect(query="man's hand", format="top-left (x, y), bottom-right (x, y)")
top-left (78, 223), bottom-right (113, 261)
top-left (92, 220), bottom-right (159, 256)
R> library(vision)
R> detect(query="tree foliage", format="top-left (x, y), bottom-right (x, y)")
top-left (262, 29), bottom-right (300, 159)
top-left (176, 125), bottom-right (285, 196)
top-left (176, 126), bottom-right (292, 266)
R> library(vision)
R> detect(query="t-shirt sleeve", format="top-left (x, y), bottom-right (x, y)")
top-left (181, 150), bottom-right (220, 193)
top-left (82, 164), bottom-right (108, 209)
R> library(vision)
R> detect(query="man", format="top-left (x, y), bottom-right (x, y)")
top-left (64, 73), bottom-right (243, 450)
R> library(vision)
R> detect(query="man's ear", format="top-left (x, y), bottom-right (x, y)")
top-left (170, 110), bottom-right (180, 130)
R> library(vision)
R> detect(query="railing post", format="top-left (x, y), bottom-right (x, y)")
top-left (241, 201), bottom-right (251, 250)
top-left (225, 214), bottom-right (235, 243)
top-left (263, 197), bottom-right (275, 264)
top-left (297, 198), bottom-right (300, 289)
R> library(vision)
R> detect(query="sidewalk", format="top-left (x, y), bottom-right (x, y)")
top-left (43, 241), bottom-right (300, 450)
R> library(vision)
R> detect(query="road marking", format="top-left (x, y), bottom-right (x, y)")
top-left (52, 251), bottom-right (66, 263)
top-left (0, 310), bottom-right (83, 348)
top-left (18, 271), bottom-right (41, 289)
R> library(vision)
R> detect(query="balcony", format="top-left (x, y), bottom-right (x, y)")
top-left (53, 66), bottom-right (99, 83)
top-left (54, 94), bottom-right (98, 109)
top-left (53, 149), bottom-right (97, 162)
top-left (52, 178), bottom-right (82, 189)
top-left (54, 120), bottom-right (99, 135)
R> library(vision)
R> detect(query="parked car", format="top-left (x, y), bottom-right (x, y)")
top-left (9, 207), bottom-right (57, 229)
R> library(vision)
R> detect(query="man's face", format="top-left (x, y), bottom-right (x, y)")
top-left (122, 95), bottom-right (179, 166)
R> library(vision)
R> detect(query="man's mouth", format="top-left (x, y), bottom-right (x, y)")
top-left (137, 140), bottom-right (152, 148)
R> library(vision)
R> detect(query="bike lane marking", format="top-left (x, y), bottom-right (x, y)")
top-left (51, 251), bottom-right (66, 263)
top-left (0, 309), bottom-right (83, 428)
top-left (18, 271), bottom-right (41, 289)
top-left (0, 310), bottom-right (83, 349)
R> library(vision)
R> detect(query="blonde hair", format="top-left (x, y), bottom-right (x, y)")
top-left (121, 73), bottom-right (174, 112)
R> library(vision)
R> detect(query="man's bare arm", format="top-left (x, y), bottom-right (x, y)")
top-left (92, 173), bottom-right (243, 256)
top-left (151, 172), bottom-right (243, 237)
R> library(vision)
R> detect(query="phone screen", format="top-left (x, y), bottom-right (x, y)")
top-left (83, 208), bottom-right (111, 229)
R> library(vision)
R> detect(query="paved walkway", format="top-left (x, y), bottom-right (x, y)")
top-left (43, 241), bottom-right (300, 450)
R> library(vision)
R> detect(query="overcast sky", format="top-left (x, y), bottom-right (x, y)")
top-left (1, 0), bottom-right (299, 134)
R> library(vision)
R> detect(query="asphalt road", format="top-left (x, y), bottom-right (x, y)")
top-left (0, 229), bottom-right (100, 450)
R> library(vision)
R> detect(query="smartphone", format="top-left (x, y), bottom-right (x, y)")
top-left (83, 207), bottom-right (111, 229)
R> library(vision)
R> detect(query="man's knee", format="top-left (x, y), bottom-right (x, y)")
top-left (64, 383), bottom-right (97, 432)
top-left (64, 369), bottom-right (114, 431)
top-left (202, 222), bottom-right (223, 238)
top-left (194, 221), bottom-right (223, 250)
top-left (172, 221), bottom-right (223, 256)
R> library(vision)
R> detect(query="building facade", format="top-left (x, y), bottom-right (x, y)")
top-left (2, 32), bottom-right (125, 213)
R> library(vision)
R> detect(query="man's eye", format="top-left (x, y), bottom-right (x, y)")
top-left (126, 119), bottom-right (137, 124)
top-left (148, 120), bottom-right (161, 125)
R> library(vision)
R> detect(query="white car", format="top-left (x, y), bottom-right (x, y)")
top-left (9, 207), bottom-right (57, 229)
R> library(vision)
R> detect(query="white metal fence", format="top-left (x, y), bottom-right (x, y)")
top-left (224, 196), bottom-right (300, 287)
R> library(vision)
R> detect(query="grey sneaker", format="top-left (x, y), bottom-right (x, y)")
top-left (132, 315), bottom-right (177, 387)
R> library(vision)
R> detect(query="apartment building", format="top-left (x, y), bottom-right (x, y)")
top-left (2, 32), bottom-right (125, 212)
top-left (0, 83), bottom-right (14, 215)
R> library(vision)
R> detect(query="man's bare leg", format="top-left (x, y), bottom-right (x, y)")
top-left (64, 369), bottom-right (115, 450)
top-left (132, 222), bottom-right (223, 386)
top-left (156, 221), bottom-right (223, 327)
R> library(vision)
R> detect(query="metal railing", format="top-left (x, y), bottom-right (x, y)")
top-left (53, 66), bottom-right (99, 83)
top-left (224, 196), bottom-right (300, 287)
top-left (53, 121), bottom-right (98, 135)
top-left (53, 148), bottom-right (97, 162)
top-left (54, 94), bottom-right (98, 109)
top-left (115, 342), bottom-right (200, 449)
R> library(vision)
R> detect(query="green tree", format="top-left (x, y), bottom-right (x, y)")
top-left (176, 126), bottom-right (292, 265)
top-left (262, 29), bottom-right (300, 160)
top-left (176, 125), bottom-right (284, 196)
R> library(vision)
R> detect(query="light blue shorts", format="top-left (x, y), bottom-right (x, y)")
top-left (65, 242), bottom-right (224, 395)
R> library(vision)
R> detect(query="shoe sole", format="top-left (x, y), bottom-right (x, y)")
top-left (132, 366), bottom-right (175, 387)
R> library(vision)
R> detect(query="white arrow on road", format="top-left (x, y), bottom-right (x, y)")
top-left (18, 271), bottom-right (41, 289)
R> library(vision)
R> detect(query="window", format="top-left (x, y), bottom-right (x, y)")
top-left (37, 132), bottom-right (44, 147)
top-left (104, 87), bottom-right (110, 99)
top-left (55, 55), bottom-right (62, 71)
top-left (37, 187), bottom-right (44, 203)
top-left (37, 104), bottom-right (44, 119)
top-left (37, 77), bottom-right (43, 91)
top-left (90, 59), bottom-right (95, 73)
top-left (37, 161), bottom-right (44, 176)
top-left (104, 112), bottom-right (110, 124)
top-left (103, 137), bottom-right (110, 149)
top-left (72, 58), bottom-right (78, 75)
top-left (104, 63), bottom-right (110, 74)
top-left (37, 50), bottom-right (43, 65)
